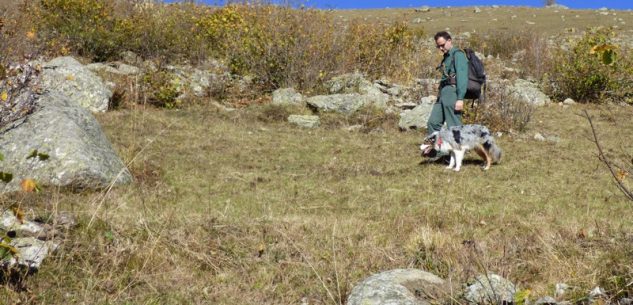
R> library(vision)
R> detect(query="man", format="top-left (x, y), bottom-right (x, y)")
top-left (427, 31), bottom-right (468, 135)
top-left (423, 31), bottom-right (469, 161)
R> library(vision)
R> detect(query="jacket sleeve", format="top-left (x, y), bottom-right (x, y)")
top-left (454, 50), bottom-right (469, 100)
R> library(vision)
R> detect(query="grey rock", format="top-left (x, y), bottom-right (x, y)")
top-left (589, 286), bottom-right (606, 299)
top-left (1, 209), bottom-right (45, 237)
top-left (464, 273), bottom-right (517, 305)
top-left (507, 79), bottom-right (551, 106)
top-left (326, 72), bottom-right (371, 94)
top-left (534, 133), bottom-right (546, 141)
top-left (619, 298), bottom-right (633, 305)
top-left (399, 103), bottom-right (434, 131)
top-left (306, 94), bottom-right (369, 114)
top-left (347, 269), bottom-right (447, 305)
top-left (86, 62), bottom-right (140, 76)
top-left (555, 283), bottom-right (570, 298)
top-left (0, 91), bottom-right (132, 193)
top-left (120, 51), bottom-right (142, 65)
top-left (272, 88), bottom-right (304, 106)
top-left (563, 98), bottom-right (576, 105)
top-left (474, 7), bottom-right (482, 13)
top-left (288, 115), bottom-right (320, 128)
top-left (536, 296), bottom-right (558, 305)
top-left (2, 237), bottom-right (57, 271)
top-left (325, 73), bottom-right (389, 109)
top-left (546, 135), bottom-right (561, 143)
top-left (41, 57), bottom-right (112, 112)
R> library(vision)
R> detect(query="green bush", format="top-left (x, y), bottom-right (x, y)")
top-left (141, 70), bottom-right (183, 109)
top-left (544, 27), bottom-right (633, 104)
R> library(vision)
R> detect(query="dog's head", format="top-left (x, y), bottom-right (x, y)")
top-left (420, 132), bottom-right (440, 156)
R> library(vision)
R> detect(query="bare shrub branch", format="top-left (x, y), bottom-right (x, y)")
top-left (584, 109), bottom-right (633, 201)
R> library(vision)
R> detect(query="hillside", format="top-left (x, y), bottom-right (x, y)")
top-left (1, 3), bottom-right (633, 305)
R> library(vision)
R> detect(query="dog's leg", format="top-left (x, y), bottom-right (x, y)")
top-left (453, 149), bottom-right (465, 171)
top-left (474, 145), bottom-right (492, 170)
top-left (446, 152), bottom-right (455, 169)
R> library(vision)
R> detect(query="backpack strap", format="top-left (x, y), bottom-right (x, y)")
top-left (451, 48), bottom-right (468, 77)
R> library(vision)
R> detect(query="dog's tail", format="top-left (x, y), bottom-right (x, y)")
top-left (481, 127), bottom-right (502, 164)
top-left (489, 142), bottom-right (502, 164)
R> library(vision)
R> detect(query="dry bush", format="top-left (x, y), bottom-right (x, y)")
top-left (27, 1), bottom-right (425, 94)
top-left (464, 82), bottom-right (534, 132)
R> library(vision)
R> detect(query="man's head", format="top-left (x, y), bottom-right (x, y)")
top-left (434, 31), bottom-right (453, 54)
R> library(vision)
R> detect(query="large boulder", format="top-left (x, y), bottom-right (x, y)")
top-left (326, 73), bottom-right (390, 109)
top-left (0, 91), bottom-right (132, 193)
top-left (41, 56), bottom-right (112, 112)
top-left (347, 269), bottom-right (447, 305)
top-left (306, 93), bottom-right (370, 114)
top-left (398, 96), bottom-right (436, 130)
top-left (507, 79), bottom-right (551, 106)
top-left (272, 88), bottom-right (304, 106)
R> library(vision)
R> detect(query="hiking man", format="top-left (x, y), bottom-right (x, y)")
top-left (426, 31), bottom-right (468, 134)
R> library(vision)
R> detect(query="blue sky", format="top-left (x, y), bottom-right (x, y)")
top-left (167, 1), bottom-right (633, 10)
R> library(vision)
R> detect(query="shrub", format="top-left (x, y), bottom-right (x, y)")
top-left (141, 70), bottom-right (183, 109)
top-left (32, 0), bottom-right (122, 61)
top-left (464, 82), bottom-right (534, 132)
top-left (543, 27), bottom-right (633, 104)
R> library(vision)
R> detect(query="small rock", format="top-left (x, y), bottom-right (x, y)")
top-left (618, 298), bottom-right (633, 305)
top-left (563, 98), bottom-right (576, 105)
top-left (1, 210), bottom-right (45, 237)
top-left (464, 273), bottom-right (517, 305)
top-left (534, 133), bottom-right (546, 141)
top-left (288, 115), bottom-right (320, 128)
top-left (555, 283), bottom-right (570, 298)
top-left (474, 7), bottom-right (481, 13)
top-left (347, 269), bottom-right (447, 305)
top-left (546, 135), bottom-right (560, 143)
top-left (346, 124), bottom-right (364, 132)
top-left (589, 286), bottom-right (606, 299)
top-left (536, 296), bottom-right (558, 305)
top-left (2, 237), bottom-right (58, 271)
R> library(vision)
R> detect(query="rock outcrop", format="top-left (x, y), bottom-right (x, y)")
top-left (0, 90), bottom-right (132, 193)
top-left (347, 269), bottom-right (447, 305)
top-left (41, 57), bottom-right (113, 112)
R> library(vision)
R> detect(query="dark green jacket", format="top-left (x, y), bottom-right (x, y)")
top-left (440, 47), bottom-right (469, 100)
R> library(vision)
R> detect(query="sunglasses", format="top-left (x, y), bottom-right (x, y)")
top-left (436, 40), bottom-right (450, 49)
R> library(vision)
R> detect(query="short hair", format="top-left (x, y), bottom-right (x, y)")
top-left (434, 31), bottom-right (452, 41)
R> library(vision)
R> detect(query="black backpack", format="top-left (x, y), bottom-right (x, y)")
top-left (452, 48), bottom-right (486, 101)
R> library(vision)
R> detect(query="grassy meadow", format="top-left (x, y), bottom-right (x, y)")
top-left (1, 101), bottom-right (632, 304)
top-left (1, 2), bottom-right (633, 305)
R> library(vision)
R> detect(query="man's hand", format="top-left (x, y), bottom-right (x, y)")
top-left (455, 100), bottom-right (464, 111)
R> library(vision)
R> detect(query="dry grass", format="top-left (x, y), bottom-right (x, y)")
top-left (2, 5), bottom-right (633, 305)
top-left (333, 6), bottom-right (633, 37)
top-left (1, 101), bottom-right (632, 304)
